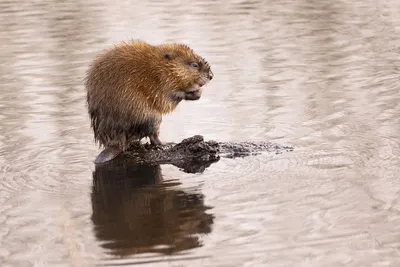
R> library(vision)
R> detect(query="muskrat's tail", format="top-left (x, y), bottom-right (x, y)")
top-left (94, 147), bottom-right (122, 164)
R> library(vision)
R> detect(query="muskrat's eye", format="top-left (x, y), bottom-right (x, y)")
top-left (190, 62), bottom-right (199, 68)
top-left (164, 53), bottom-right (173, 60)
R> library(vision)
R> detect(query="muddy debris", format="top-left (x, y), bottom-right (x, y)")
top-left (113, 135), bottom-right (294, 173)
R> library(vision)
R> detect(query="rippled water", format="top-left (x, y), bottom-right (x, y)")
top-left (1, 0), bottom-right (400, 266)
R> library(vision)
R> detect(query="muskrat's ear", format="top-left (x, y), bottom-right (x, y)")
top-left (164, 52), bottom-right (174, 61)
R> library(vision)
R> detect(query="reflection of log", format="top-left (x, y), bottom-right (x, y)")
top-left (91, 159), bottom-right (214, 257)
top-left (90, 136), bottom-right (292, 257)
top-left (112, 135), bottom-right (293, 173)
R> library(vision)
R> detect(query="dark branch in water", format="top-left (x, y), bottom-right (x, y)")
top-left (96, 135), bottom-right (293, 173)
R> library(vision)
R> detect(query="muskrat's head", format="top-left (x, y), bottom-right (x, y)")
top-left (157, 43), bottom-right (213, 102)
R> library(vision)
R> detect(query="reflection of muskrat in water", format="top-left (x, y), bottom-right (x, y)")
top-left (85, 40), bottom-right (213, 164)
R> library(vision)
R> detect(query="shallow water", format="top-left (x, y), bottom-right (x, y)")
top-left (1, 0), bottom-right (400, 266)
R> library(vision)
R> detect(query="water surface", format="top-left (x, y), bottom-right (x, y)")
top-left (1, 0), bottom-right (400, 266)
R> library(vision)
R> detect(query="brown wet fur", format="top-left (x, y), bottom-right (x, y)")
top-left (85, 40), bottom-right (213, 159)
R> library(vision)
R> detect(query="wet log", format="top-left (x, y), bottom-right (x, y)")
top-left (111, 135), bottom-right (294, 173)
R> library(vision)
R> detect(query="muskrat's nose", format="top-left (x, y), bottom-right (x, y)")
top-left (208, 71), bottom-right (213, 80)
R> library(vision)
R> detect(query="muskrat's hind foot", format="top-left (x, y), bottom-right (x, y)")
top-left (94, 147), bottom-right (122, 164)
top-left (149, 135), bottom-right (162, 146)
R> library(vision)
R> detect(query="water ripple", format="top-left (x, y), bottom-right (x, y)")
top-left (2, 0), bottom-right (400, 266)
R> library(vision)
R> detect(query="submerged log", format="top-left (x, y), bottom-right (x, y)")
top-left (96, 135), bottom-right (294, 173)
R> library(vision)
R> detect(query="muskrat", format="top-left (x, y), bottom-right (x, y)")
top-left (85, 40), bottom-right (213, 164)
